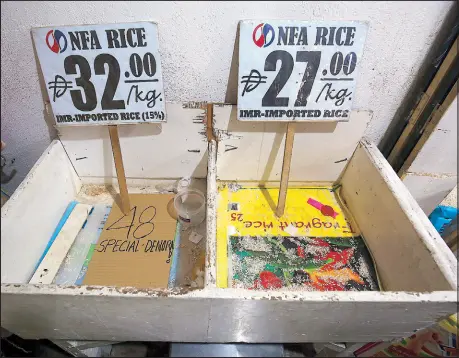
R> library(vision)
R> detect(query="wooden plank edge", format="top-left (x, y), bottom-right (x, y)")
top-left (398, 81), bottom-right (458, 177)
top-left (206, 104), bottom-right (216, 142)
top-left (387, 37), bottom-right (458, 165)
top-left (2, 283), bottom-right (457, 302)
top-left (205, 140), bottom-right (217, 288)
top-left (29, 203), bottom-right (92, 284)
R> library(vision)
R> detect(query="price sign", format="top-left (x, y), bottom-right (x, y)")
top-left (238, 20), bottom-right (368, 121)
top-left (32, 22), bottom-right (166, 126)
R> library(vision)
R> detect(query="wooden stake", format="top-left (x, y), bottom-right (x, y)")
top-left (276, 122), bottom-right (295, 217)
top-left (108, 125), bottom-right (130, 215)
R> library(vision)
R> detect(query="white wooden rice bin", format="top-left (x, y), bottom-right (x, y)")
top-left (1, 103), bottom-right (457, 343)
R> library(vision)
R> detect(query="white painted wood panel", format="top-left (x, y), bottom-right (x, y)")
top-left (206, 291), bottom-right (457, 343)
top-left (58, 103), bottom-right (208, 180)
top-left (403, 174), bottom-right (458, 215)
top-left (1, 285), bottom-right (211, 341)
top-left (1, 140), bottom-right (81, 284)
top-left (1, 122), bottom-right (458, 343)
top-left (340, 140), bottom-right (457, 291)
top-left (214, 105), bottom-right (372, 182)
top-left (1, 285), bottom-right (456, 342)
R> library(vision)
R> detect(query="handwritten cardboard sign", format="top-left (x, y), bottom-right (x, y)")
top-left (238, 20), bottom-right (368, 121)
top-left (32, 22), bottom-right (166, 126)
top-left (83, 194), bottom-right (176, 288)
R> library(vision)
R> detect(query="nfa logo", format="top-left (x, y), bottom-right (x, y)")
top-left (252, 23), bottom-right (275, 48)
top-left (46, 29), bottom-right (68, 53)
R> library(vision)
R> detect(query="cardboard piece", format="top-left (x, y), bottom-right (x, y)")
top-left (83, 194), bottom-right (177, 288)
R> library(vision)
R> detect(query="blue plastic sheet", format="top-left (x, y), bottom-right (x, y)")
top-left (429, 205), bottom-right (459, 234)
